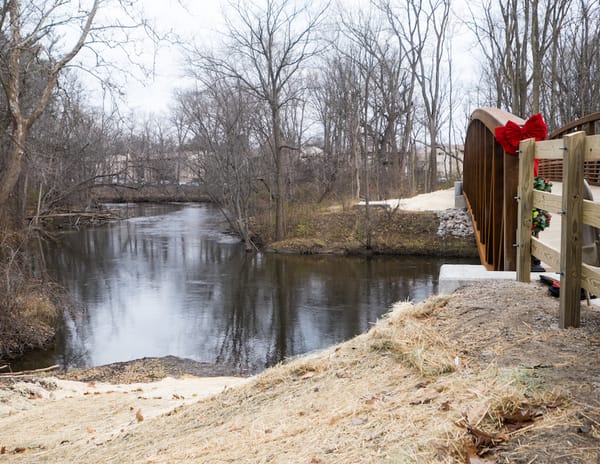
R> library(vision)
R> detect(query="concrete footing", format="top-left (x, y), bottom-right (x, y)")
top-left (438, 264), bottom-right (600, 308)
top-left (438, 265), bottom-right (516, 295)
top-left (454, 182), bottom-right (466, 209)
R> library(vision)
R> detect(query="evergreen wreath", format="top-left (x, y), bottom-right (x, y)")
top-left (532, 176), bottom-right (552, 234)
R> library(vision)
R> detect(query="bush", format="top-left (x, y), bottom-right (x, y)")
top-left (0, 232), bottom-right (61, 360)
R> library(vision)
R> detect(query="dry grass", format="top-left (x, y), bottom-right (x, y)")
top-left (18, 294), bottom-right (57, 326)
top-left (266, 208), bottom-right (477, 257)
top-left (0, 232), bottom-right (61, 360)
top-left (0, 291), bottom-right (58, 359)
top-left (1, 289), bottom-right (580, 464)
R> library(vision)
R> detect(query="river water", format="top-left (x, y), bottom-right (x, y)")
top-left (21, 203), bottom-right (475, 374)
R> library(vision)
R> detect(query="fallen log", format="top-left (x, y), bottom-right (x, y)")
top-left (28, 212), bottom-right (120, 220)
top-left (0, 364), bottom-right (60, 377)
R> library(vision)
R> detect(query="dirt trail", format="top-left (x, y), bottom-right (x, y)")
top-left (1, 280), bottom-right (599, 463)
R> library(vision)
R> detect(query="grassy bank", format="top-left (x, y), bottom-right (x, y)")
top-left (261, 207), bottom-right (477, 257)
top-left (0, 292), bottom-right (58, 361)
top-left (0, 233), bottom-right (61, 361)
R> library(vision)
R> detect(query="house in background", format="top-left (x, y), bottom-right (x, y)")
top-left (99, 151), bottom-right (204, 186)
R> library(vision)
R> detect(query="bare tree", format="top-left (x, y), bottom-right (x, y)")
top-left (186, 0), bottom-right (328, 241)
top-left (0, 1), bottom-right (103, 225)
top-left (310, 59), bottom-right (358, 201)
top-left (377, 0), bottom-right (451, 192)
top-left (336, 11), bottom-right (392, 247)
top-left (317, 51), bottom-right (364, 200)
top-left (418, 0), bottom-right (450, 191)
top-left (467, 0), bottom-right (571, 119)
top-left (0, 0), bottom-right (160, 226)
top-left (28, 74), bottom-right (106, 217)
top-left (170, 96), bottom-right (193, 185)
top-left (174, 81), bottom-right (258, 248)
top-left (552, 1), bottom-right (600, 125)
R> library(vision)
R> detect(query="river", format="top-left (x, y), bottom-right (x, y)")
top-left (20, 203), bottom-right (475, 374)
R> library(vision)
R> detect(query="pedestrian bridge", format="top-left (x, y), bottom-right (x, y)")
top-left (463, 108), bottom-right (600, 272)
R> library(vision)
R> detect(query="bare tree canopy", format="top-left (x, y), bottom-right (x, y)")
top-left (3, 0), bottom-right (600, 243)
top-left (466, 0), bottom-right (574, 125)
top-left (0, 0), bottom-right (155, 225)
top-left (185, 0), bottom-right (329, 240)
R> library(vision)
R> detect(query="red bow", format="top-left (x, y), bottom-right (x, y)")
top-left (495, 113), bottom-right (547, 154)
top-left (495, 113), bottom-right (547, 175)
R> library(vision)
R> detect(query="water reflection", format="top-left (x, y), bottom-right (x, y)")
top-left (33, 204), bottom-right (475, 373)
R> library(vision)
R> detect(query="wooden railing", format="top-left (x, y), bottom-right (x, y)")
top-left (464, 110), bottom-right (600, 272)
top-left (538, 112), bottom-right (600, 185)
top-left (463, 108), bottom-right (524, 271)
top-left (516, 132), bottom-right (600, 328)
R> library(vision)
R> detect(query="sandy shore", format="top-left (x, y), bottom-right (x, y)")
top-left (0, 374), bottom-right (250, 457)
top-left (0, 374), bottom-right (250, 417)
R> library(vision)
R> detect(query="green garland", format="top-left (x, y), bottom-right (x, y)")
top-left (532, 176), bottom-right (552, 234)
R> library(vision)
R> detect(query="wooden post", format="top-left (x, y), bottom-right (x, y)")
top-left (503, 151), bottom-right (520, 270)
top-left (560, 132), bottom-right (585, 328)
top-left (516, 138), bottom-right (535, 282)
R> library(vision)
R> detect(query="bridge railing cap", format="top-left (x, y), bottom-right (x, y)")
top-left (470, 108), bottom-right (525, 133)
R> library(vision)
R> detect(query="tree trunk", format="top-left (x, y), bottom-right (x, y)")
top-left (531, 0), bottom-right (541, 113)
top-left (0, 0), bottom-right (99, 227)
top-left (0, 124), bottom-right (26, 226)
top-left (272, 106), bottom-right (285, 241)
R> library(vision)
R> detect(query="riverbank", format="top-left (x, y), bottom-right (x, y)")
top-left (0, 230), bottom-right (63, 363)
top-left (91, 184), bottom-right (210, 203)
top-left (262, 188), bottom-right (476, 257)
top-left (1, 280), bottom-right (599, 463)
top-left (265, 208), bottom-right (476, 256)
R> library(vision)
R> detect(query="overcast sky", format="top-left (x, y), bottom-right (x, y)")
top-left (119, 0), bottom-right (224, 114)
top-left (100, 0), bottom-right (386, 115)
top-left (99, 0), bottom-right (476, 118)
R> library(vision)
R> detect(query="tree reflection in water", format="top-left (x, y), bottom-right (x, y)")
top-left (25, 204), bottom-right (475, 373)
